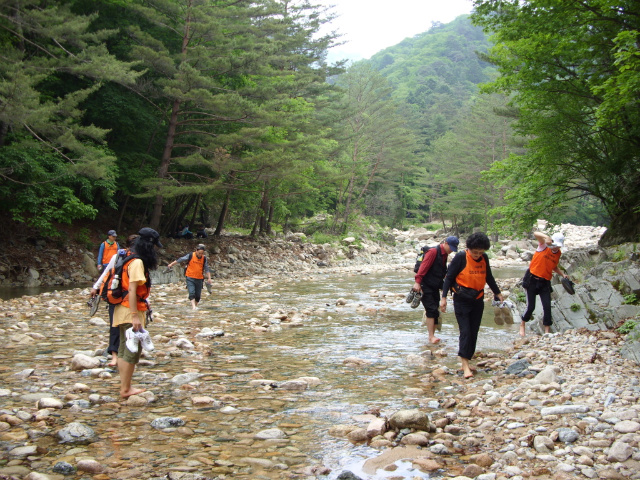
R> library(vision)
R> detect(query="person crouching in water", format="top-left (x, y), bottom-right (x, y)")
top-left (520, 232), bottom-right (569, 336)
top-left (167, 244), bottom-right (212, 311)
top-left (113, 228), bottom-right (161, 398)
top-left (440, 232), bottom-right (502, 379)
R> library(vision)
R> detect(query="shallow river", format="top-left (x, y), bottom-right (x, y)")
top-left (1, 266), bottom-right (524, 479)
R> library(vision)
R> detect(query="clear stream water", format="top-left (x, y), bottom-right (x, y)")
top-left (1, 266), bottom-right (525, 479)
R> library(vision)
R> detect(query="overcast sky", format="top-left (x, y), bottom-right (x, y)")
top-left (317, 0), bottom-right (474, 63)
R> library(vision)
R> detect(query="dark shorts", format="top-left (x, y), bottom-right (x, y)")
top-left (420, 287), bottom-right (440, 322)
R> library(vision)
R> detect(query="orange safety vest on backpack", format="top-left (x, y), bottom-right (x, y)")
top-left (120, 257), bottom-right (150, 311)
top-left (454, 250), bottom-right (487, 299)
top-left (529, 247), bottom-right (561, 281)
top-left (185, 252), bottom-right (206, 280)
top-left (102, 240), bottom-right (118, 265)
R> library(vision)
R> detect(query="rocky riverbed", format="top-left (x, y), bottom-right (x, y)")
top-left (2, 223), bottom-right (639, 480)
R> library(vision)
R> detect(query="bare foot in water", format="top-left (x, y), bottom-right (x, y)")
top-left (429, 336), bottom-right (441, 344)
top-left (108, 354), bottom-right (118, 367)
top-left (519, 322), bottom-right (526, 337)
top-left (121, 388), bottom-right (146, 399)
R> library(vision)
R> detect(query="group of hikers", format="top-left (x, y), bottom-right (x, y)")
top-left (410, 231), bottom-right (569, 379)
top-left (91, 228), bottom-right (212, 398)
top-left (89, 226), bottom-right (569, 397)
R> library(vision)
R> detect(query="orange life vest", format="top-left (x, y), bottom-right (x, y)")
top-left (102, 240), bottom-right (118, 265)
top-left (120, 258), bottom-right (150, 311)
top-left (185, 252), bottom-right (206, 279)
top-left (529, 247), bottom-right (561, 281)
top-left (455, 250), bottom-right (487, 299)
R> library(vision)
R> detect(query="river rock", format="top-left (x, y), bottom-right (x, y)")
top-left (171, 372), bottom-right (202, 385)
top-left (255, 428), bottom-right (286, 440)
top-left (37, 397), bottom-right (63, 409)
top-left (151, 417), bottom-right (185, 429)
top-left (540, 405), bottom-right (589, 416)
top-left (388, 409), bottom-right (431, 431)
top-left (505, 359), bottom-right (530, 375)
top-left (70, 354), bottom-right (101, 371)
top-left (557, 428), bottom-right (580, 443)
top-left (9, 445), bottom-right (39, 457)
top-left (77, 459), bottom-right (104, 473)
top-left (52, 462), bottom-right (76, 475)
top-left (607, 440), bottom-right (633, 462)
top-left (613, 420), bottom-right (640, 433)
top-left (57, 422), bottom-right (96, 444)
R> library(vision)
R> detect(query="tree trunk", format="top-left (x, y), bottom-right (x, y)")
top-left (189, 194), bottom-right (201, 229)
top-left (214, 190), bottom-right (230, 236)
top-left (149, 6), bottom-right (192, 230)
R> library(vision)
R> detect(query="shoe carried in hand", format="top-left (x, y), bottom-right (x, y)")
top-left (405, 289), bottom-right (417, 303)
top-left (136, 328), bottom-right (155, 352)
top-left (410, 291), bottom-right (422, 308)
top-left (125, 327), bottom-right (139, 353)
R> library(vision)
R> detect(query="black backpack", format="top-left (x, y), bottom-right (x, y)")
top-left (414, 246), bottom-right (434, 273)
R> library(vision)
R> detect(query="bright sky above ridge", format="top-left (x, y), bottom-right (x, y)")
top-left (317, 0), bottom-right (474, 64)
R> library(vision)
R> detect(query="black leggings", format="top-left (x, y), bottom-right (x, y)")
top-left (522, 278), bottom-right (552, 326)
top-left (453, 295), bottom-right (484, 360)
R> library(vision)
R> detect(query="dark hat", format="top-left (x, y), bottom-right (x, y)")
top-left (196, 244), bottom-right (206, 251)
top-left (107, 230), bottom-right (117, 237)
top-left (445, 236), bottom-right (459, 252)
top-left (138, 227), bottom-right (163, 248)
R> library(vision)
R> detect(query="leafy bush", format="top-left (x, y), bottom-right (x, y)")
top-left (623, 293), bottom-right (638, 305)
top-left (618, 319), bottom-right (638, 335)
top-left (570, 303), bottom-right (581, 312)
top-left (75, 227), bottom-right (93, 250)
top-left (611, 250), bottom-right (626, 262)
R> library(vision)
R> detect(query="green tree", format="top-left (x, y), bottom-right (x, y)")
top-left (120, 0), bottom-right (338, 233)
top-left (330, 63), bottom-right (418, 232)
top-left (0, 0), bottom-right (141, 233)
top-left (472, 0), bottom-right (640, 244)
top-left (425, 94), bottom-right (522, 234)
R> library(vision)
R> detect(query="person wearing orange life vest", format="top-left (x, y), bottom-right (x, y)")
top-left (90, 234), bottom-right (139, 367)
top-left (167, 244), bottom-right (212, 311)
top-left (112, 227), bottom-right (161, 399)
top-left (520, 231), bottom-right (569, 336)
top-left (97, 230), bottom-right (120, 272)
top-left (440, 232), bottom-right (503, 379)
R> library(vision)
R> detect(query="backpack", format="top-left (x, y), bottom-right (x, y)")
top-left (100, 253), bottom-right (140, 305)
top-left (414, 246), bottom-right (434, 273)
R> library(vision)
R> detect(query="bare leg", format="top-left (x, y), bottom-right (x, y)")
top-left (426, 317), bottom-right (440, 344)
top-left (118, 358), bottom-right (145, 398)
top-left (460, 357), bottom-right (473, 378)
top-left (519, 321), bottom-right (526, 337)
top-left (108, 352), bottom-right (118, 367)
top-left (544, 325), bottom-right (550, 334)
top-left (191, 299), bottom-right (197, 310)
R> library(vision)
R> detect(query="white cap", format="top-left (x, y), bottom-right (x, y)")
top-left (550, 232), bottom-right (565, 248)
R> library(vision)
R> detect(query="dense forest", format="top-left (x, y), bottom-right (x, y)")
top-left (1, 1), bottom-right (638, 244)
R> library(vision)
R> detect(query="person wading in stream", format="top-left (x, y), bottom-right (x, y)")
top-left (113, 228), bottom-right (161, 398)
top-left (90, 234), bottom-right (139, 367)
top-left (520, 231), bottom-right (570, 336)
top-left (411, 236), bottom-right (459, 344)
top-left (440, 232), bottom-right (503, 379)
top-left (167, 244), bottom-right (212, 311)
